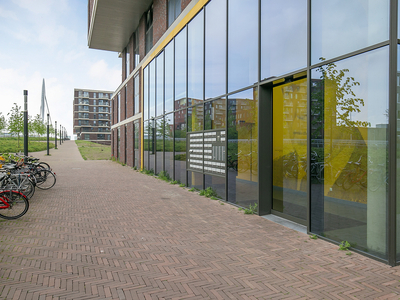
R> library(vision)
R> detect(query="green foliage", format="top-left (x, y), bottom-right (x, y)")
top-left (0, 113), bottom-right (6, 134)
top-left (170, 180), bottom-right (178, 185)
top-left (133, 166), bottom-right (137, 170)
top-left (7, 103), bottom-right (24, 147)
top-left (244, 203), bottom-right (258, 215)
top-left (310, 234), bottom-right (318, 240)
top-left (75, 140), bottom-right (111, 160)
top-left (339, 241), bottom-right (351, 251)
top-left (179, 183), bottom-right (185, 187)
top-left (210, 196), bottom-right (219, 200)
top-left (198, 187), bottom-right (219, 198)
top-left (158, 170), bottom-right (171, 182)
top-left (189, 187), bottom-right (199, 192)
top-left (0, 138), bottom-right (54, 153)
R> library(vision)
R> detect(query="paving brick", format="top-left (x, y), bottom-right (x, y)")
top-left (0, 141), bottom-right (400, 299)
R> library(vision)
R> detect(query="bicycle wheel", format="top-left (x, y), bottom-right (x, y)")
top-left (342, 172), bottom-right (356, 190)
top-left (38, 162), bottom-right (51, 170)
top-left (35, 170), bottom-right (56, 190)
top-left (8, 176), bottom-right (35, 199)
top-left (0, 191), bottom-right (29, 220)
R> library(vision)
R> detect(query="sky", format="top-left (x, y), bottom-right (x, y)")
top-left (0, 0), bottom-right (121, 138)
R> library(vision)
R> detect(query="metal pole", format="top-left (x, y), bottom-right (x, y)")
top-left (55, 121), bottom-right (58, 149)
top-left (47, 113), bottom-right (50, 155)
top-left (60, 124), bottom-right (62, 145)
top-left (23, 90), bottom-right (28, 157)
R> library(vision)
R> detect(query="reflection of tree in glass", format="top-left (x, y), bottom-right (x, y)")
top-left (312, 58), bottom-right (370, 140)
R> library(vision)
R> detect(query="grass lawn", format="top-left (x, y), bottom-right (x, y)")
top-left (75, 140), bottom-right (111, 160)
top-left (0, 137), bottom-right (55, 153)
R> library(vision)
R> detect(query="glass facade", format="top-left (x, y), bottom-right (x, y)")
top-left (311, 47), bottom-right (389, 259)
top-left (134, 0), bottom-right (397, 264)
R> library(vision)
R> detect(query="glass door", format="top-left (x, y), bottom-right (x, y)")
top-left (272, 78), bottom-right (308, 222)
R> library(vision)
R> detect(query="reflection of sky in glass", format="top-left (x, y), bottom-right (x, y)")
top-left (165, 42), bottom-right (174, 114)
top-left (228, 0), bottom-right (258, 93)
top-left (311, 0), bottom-right (389, 64)
top-left (156, 52), bottom-right (164, 117)
top-left (205, 0), bottom-right (226, 99)
top-left (143, 67), bottom-right (149, 121)
top-left (188, 10), bottom-right (204, 102)
top-left (175, 28), bottom-right (187, 104)
top-left (261, 0), bottom-right (306, 80)
top-left (134, 75), bottom-right (139, 115)
top-left (149, 60), bottom-right (156, 118)
top-left (312, 46), bottom-right (389, 127)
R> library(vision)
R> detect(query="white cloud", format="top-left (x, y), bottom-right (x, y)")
top-left (0, 6), bottom-right (18, 20)
top-left (88, 60), bottom-right (121, 90)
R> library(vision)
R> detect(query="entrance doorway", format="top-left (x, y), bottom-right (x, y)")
top-left (271, 77), bottom-right (308, 224)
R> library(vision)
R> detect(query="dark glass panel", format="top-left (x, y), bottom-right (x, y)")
top-left (134, 122), bottom-right (139, 168)
top-left (144, 121), bottom-right (149, 170)
top-left (311, 0), bottom-right (389, 64)
top-left (227, 88), bottom-right (258, 208)
top-left (205, 98), bottom-right (226, 130)
top-left (156, 118), bottom-right (164, 174)
top-left (205, 174), bottom-right (225, 200)
top-left (165, 113), bottom-right (174, 180)
top-left (174, 110), bottom-right (187, 184)
top-left (311, 47), bottom-right (389, 259)
top-left (165, 42), bottom-right (174, 114)
top-left (188, 10), bottom-right (204, 103)
top-left (149, 119), bottom-right (155, 172)
top-left (156, 52), bottom-right (164, 117)
top-left (261, 0), bottom-right (307, 80)
top-left (188, 172), bottom-right (203, 190)
top-left (205, 0), bottom-right (226, 99)
top-left (175, 28), bottom-right (187, 107)
top-left (228, 0), bottom-right (258, 93)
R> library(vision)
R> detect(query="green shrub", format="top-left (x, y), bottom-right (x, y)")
top-left (244, 203), bottom-right (258, 214)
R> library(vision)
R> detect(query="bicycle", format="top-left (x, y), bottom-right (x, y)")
top-left (0, 190), bottom-right (29, 220)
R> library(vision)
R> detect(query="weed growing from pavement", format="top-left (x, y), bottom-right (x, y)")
top-left (339, 241), bottom-right (351, 251)
top-left (310, 234), bottom-right (318, 240)
top-left (244, 203), bottom-right (258, 215)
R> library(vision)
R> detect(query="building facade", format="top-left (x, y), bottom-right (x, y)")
top-left (88, 0), bottom-right (400, 265)
top-left (73, 88), bottom-right (112, 143)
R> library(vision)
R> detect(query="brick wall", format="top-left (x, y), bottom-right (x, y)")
top-left (153, 0), bottom-right (167, 46)
top-left (138, 16), bottom-right (146, 62)
top-left (181, 0), bottom-right (191, 11)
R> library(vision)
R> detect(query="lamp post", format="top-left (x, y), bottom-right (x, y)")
top-left (46, 113), bottom-right (49, 155)
top-left (55, 121), bottom-right (57, 149)
top-left (23, 90), bottom-right (28, 157)
top-left (60, 124), bottom-right (62, 145)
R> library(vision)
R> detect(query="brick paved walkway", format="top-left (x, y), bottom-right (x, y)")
top-left (1, 141), bottom-right (400, 299)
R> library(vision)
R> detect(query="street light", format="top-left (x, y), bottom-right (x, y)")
top-left (46, 113), bottom-right (49, 155)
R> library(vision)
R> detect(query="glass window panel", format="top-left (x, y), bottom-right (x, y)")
top-left (156, 52), bottom-right (164, 117)
top-left (174, 110), bottom-right (187, 184)
top-left (205, 98), bottom-right (226, 130)
top-left (117, 127), bottom-right (121, 160)
top-left (165, 113), bottom-right (174, 180)
top-left (311, 0), bottom-right (389, 65)
top-left (149, 60), bottom-right (156, 119)
top-left (227, 88), bottom-right (258, 208)
top-left (165, 42), bottom-right (174, 114)
top-left (117, 92), bottom-right (121, 123)
top-left (149, 119), bottom-right (155, 172)
top-left (143, 67), bottom-right (149, 120)
top-left (144, 121), bottom-right (149, 170)
top-left (188, 105), bottom-right (204, 132)
top-left (156, 118), bottom-right (164, 174)
top-left (134, 122), bottom-right (139, 168)
top-left (311, 47), bottom-right (389, 259)
top-left (134, 74), bottom-right (140, 115)
top-left (205, 0), bottom-right (226, 99)
top-left (397, 45), bottom-right (400, 261)
top-left (204, 174), bottom-right (225, 200)
top-left (272, 78), bottom-right (307, 221)
top-left (175, 28), bottom-right (187, 108)
top-left (188, 10), bottom-right (204, 103)
top-left (261, 0), bottom-right (307, 80)
top-left (228, 0), bottom-right (258, 93)
top-left (188, 172), bottom-right (203, 190)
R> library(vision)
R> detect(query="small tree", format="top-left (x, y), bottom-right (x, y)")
top-left (7, 103), bottom-right (24, 147)
top-left (31, 114), bottom-right (46, 140)
top-left (0, 113), bottom-right (6, 137)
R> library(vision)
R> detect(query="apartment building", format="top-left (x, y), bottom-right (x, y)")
top-left (73, 88), bottom-right (112, 143)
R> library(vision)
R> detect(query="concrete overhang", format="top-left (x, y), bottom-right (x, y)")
top-left (88, 0), bottom-right (152, 52)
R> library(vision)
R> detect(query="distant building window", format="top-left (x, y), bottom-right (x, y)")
top-left (168, 0), bottom-right (181, 27)
top-left (93, 93), bottom-right (96, 98)
top-left (84, 134), bottom-right (90, 140)
top-left (98, 134), bottom-right (105, 140)
top-left (94, 99), bottom-right (96, 105)
top-left (145, 6), bottom-right (153, 54)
